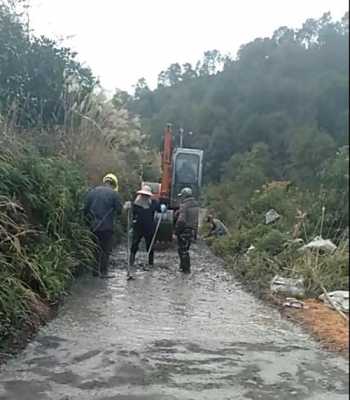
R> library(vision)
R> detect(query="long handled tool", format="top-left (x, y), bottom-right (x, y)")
top-left (147, 213), bottom-right (162, 260)
top-left (126, 207), bottom-right (134, 280)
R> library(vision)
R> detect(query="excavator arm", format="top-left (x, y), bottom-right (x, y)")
top-left (159, 124), bottom-right (173, 202)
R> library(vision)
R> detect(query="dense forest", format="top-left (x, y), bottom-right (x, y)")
top-left (121, 12), bottom-right (349, 294)
top-left (125, 12), bottom-right (348, 185)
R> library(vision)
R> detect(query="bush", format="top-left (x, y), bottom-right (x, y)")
top-left (0, 140), bottom-right (95, 341)
top-left (255, 229), bottom-right (288, 255)
top-left (291, 246), bottom-right (349, 296)
top-left (205, 169), bottom-right (349, 298)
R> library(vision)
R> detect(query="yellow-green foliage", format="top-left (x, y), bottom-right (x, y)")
top-left (0, 139), bottom-right (95, 340)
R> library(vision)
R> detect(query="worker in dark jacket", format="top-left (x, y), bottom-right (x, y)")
top-left (128, 185), bottom-right (165, 268)
top-left (84, 173), bottom-right (122, 277)
top-left (175, 187), bottom-right (199, 273)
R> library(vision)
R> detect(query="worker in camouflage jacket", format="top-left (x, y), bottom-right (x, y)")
top-left (205, 214), bottom-right (229, 238)
top-left (174, 187), bottom-right (199, 273)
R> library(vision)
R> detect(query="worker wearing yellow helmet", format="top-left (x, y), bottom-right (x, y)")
top-left (84, 173), bottom-right (122, 277)
top-left (103, 173), bottom-right (119, 192)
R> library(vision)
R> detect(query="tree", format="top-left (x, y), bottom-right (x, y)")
top-left (128, 13), bottom-right (348, 185)
top-left (168, 63), bottom-right (183, 85)
top-left (0, 1), bottom-right (96, 127)
top-left (133, 77), bottom-right (150, 100)
top-left (288, 126), bottom-right (336, 185)
top-left (196, 49), bottom-right (223, 76)
top-left (182, 63), bottom-right (197, 81)
top-left (224, 143), bottom-right (271, 191)
top-left (112, 89), bottom-right (132, 109)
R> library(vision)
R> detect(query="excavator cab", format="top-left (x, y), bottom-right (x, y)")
top-left (154, 148), bottom-right (203, 242)
top-left (170, 148), bottom-right (203, 209)
top-left (142, 124), bottom-right (204, 242)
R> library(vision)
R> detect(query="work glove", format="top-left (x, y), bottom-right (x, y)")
top-left (160, 204), bottom-right (167, 213)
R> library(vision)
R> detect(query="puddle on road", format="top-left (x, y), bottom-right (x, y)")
top-left (0, 243), bottom-right (348, 400)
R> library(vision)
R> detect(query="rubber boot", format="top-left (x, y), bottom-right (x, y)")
top-left (182, 255), bottom-right (191, 274)
top-left (129, 252), bottom-right (136, 266)
top-left (127, 252), bottom-right (136, 280)
top-left (179, 257), bottom-right (185, 272)
top-left (100, 258), bottom-right (115, 279)
top-left (148, 250), bottom-right (154, 268)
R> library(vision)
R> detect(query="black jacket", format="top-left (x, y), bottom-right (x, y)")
top-left (84, 185), bottom-right (122, 232)
top-left (132, 199), bottom-right (160, 235)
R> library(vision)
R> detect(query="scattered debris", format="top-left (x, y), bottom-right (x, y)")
top-left (265, 209), bottom-right (281, 225)
top-left (307, 265), bottom-right (348, 321)
top-left (299, 236), bottom-right (337, 253)
top-left (288, 299), bottom-right (349, 352)
top-left (270, 275), bottom-right (305, 298)
top-left (246, 244), bottom-right (256, 254)
top-left (319, 290), bottom-right (349, 313)
top-left (283, 297), bottom-right (307, 309)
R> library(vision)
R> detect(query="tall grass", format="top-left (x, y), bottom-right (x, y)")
top-left (0, 89), bottom-right (156, 343)
top-left (206, 177), bottom-right (349, 297)
top-left (0, 129), bottom-right (95, 342)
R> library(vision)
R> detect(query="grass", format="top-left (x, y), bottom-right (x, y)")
top-left (0, 134), bottom-right (96, 345)
top-left (204, 181), bottom-right (349, 298)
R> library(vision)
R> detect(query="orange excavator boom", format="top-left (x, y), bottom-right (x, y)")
top-left (160, 124), bottom-right (173, 201)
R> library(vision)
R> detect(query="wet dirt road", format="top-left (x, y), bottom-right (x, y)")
top-left (0, 243), bottom-right (348, 400)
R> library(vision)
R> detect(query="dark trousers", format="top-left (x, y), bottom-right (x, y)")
top-left (130, 228), bottom-right (154, 265)
top-left (177, 228), bottom-right (193, 272)
top-left (94, 230), bottom-right (113, 275)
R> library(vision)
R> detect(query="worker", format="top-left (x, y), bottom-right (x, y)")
top-left (127, 185), bottom-right (166, 269)
top-left (175, 187), bottom-right (199, 273)
top-left (205, 214), bottom-right (229, 238)
top-left (84, 173), bottom-right (122, 278)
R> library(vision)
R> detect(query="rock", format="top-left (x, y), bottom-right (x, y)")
top-left (265, 209), bottom-right (281, 225)
top-left (319, 290), bottom-right (349, 313)
top-left (270, 275), bottom-right (305, 298)
top-left (299, 236), bottom-right (337, 253)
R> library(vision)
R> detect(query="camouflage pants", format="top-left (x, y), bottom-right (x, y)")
top-left (177, 228), bottom-right (193, 273)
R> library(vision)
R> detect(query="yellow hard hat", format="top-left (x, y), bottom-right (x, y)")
top-left (103, 173), bottom-right (119, 191)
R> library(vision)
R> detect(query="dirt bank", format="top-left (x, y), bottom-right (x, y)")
top-left (281, 299), bottom-right (349, 353)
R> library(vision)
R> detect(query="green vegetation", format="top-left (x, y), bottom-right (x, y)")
top-left (0, 0), bottom-right (348, 347)
top-left (0, 1), bottom-right (151, 346)
top-left (205, 173), bottom-right (348, 296)
top-left (127, 12), bottom-right (349, 297)
top-left (0, 135), bottom-right (95, 342)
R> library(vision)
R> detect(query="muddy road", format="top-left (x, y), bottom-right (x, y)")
top-left (0, 242), bottom-right (348, 400)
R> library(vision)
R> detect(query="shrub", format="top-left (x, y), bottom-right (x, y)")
top-left (0, 140), bottom-right (95, 342)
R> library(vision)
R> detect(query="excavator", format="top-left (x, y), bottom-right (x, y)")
top-left (143, 124), bottom-right (204, 242)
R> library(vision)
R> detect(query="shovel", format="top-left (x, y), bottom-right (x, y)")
top-left (126, 207), bottom-right (135, 280)
top-left (145, 213), bottom-right (162, 265)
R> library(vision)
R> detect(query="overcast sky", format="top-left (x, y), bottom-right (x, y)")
top-left (28, 0), bottom-right (348, 94)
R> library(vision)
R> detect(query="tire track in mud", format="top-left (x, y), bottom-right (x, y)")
top-left (0, 242), bottom-right (348, 400)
